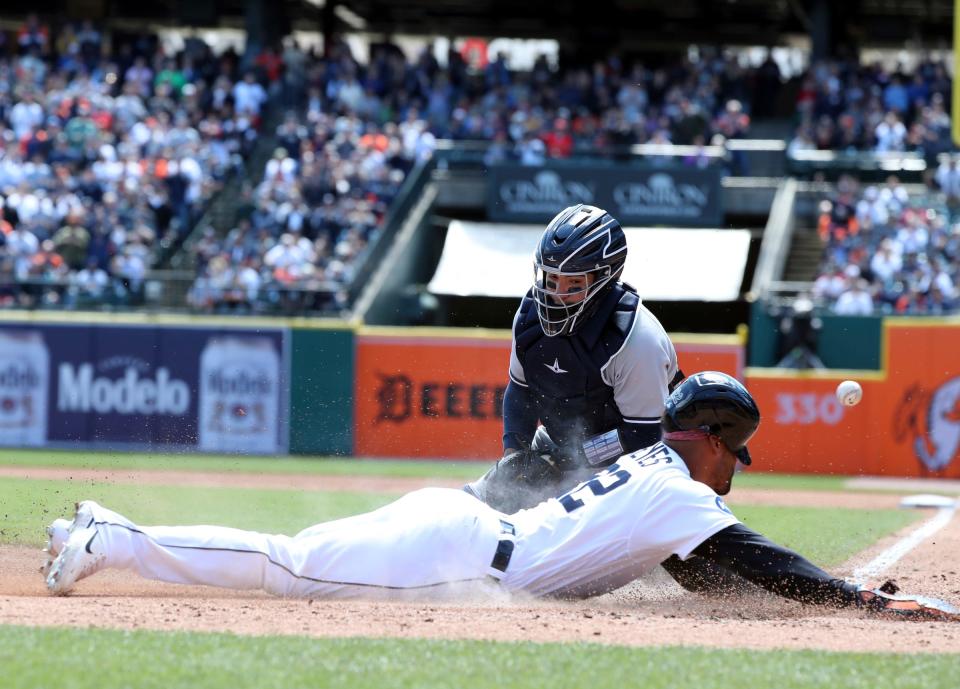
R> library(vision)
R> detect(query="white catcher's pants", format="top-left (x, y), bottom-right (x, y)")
top-left (89, 488), bottom-right (510, 599)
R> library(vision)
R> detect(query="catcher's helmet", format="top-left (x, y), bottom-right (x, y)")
top-left (662, 371), bottom-right (760, 465)
top-left (533, 204), bottom-right (627, 337)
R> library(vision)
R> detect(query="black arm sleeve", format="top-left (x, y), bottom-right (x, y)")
top-left (690, 523), bottom-right (861, 607)
top-left (660, 554), bottom-right (748, 594)
top-left (502, 380), bottom-right (539, 451)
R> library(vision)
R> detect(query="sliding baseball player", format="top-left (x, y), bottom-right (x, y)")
top-left (42, 372), bottom-right (959, 620)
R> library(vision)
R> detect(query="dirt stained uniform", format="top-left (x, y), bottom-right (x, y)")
top-left (60, 443), bottom-right (734, 599)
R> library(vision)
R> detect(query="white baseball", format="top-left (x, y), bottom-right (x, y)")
top-left (836, 380), bottom-right (863, 406)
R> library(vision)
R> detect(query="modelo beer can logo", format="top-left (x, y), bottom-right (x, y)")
top-left (57, 363), bottom-right (190, 415)
top-left (0, 330), bottom-right (49, 446)
top-left (198, 337), bottom-right (280, 454)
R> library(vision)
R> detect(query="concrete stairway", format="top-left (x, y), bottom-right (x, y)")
top-left (781, 226), bottom-right (825, 282)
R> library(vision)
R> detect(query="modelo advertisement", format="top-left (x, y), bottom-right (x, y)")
top-left (0, 324), bottom-right (286, 454)
top-left (354, 329), bottom-right (744, 460)
top-left (487, 163), bottom-right (723, 227)
top-left (745, 321), bottom-right (960, 478)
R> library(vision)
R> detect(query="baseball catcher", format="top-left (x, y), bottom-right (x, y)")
top-left (42, 372), bottom-right (959, 621)
top-left (465, 204), bottom-right (684, 513)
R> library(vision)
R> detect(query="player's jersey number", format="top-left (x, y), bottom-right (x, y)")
top-left (559, 465), bottom-right (630, 512)
top-left (558, 444), bottom-right (672, 513)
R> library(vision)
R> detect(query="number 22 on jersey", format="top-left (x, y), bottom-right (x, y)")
top-left (558, 443), bottom-right (672, 513)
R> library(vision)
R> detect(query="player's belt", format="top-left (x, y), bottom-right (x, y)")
top-left (490, 519), bottom-right (516, 574)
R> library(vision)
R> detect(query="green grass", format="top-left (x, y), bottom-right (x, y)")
top-left (0, 626), bottom-right (957, 689)
top-left (733, 471), bottom-right (848, 491)
top-left (729, 504), bottom-right (921, 567)
top-left (0, 477), bottom-right (397, 545)
top-left (0, 448), bottom-right (485, 479)
top-left (0, 448), bottom-right (891, 491)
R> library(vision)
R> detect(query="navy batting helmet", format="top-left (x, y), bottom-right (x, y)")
top-left (533, 204), bottom-right (627, 337)
top-left (662, 371), bottom-right (760, 465)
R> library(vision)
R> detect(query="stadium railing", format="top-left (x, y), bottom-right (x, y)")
top-left (785, 149), bottom-right (942, 182)
top-left (433, 137), bottom-right (787, 177)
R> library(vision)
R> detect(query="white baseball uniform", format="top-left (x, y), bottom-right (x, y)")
top-left (81, 443), bottom-right (739, 599)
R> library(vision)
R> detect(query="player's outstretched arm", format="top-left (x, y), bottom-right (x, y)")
top-left (660, 554), bottom-right (749, 594)
top-left (690, 523), bottom-right (859, 605)
top-left (690, 524), bottom-right (960, 620)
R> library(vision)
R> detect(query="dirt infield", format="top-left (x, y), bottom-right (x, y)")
top-left (2, 468), bottom-right (959, 652)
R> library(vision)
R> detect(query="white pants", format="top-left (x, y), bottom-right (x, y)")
top-left (90, 488), bottom-right (509, 599)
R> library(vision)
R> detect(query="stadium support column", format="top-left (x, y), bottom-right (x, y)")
top-left (808, 0), bottom-right (858, 60)
top-left (322, 0), bottom-right (339, 59)
top-left (245, 0), bottom-right (290, 60)
top-left (809, 0), bottom-right (831, 60)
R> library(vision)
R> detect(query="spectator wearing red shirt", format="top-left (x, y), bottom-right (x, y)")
top-left (542, 117), bottom-right (573, 159)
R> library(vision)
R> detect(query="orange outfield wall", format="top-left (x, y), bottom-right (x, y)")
top-left (744, 320), bottom-right (960, 478)
top-left (354, 328), bottom-right (745, 459)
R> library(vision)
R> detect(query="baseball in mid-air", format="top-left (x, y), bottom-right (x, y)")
top-left (836, 380), bottom-right (863, 406)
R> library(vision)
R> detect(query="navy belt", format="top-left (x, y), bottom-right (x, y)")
top-left (490, 519), bottom-right (516, 573)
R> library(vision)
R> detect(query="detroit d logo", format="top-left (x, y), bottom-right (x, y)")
top-left (376, 373), bottom-right (412, 423)
top-left (894, 377), bottom-right (960, 471)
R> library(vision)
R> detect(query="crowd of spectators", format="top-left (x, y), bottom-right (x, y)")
top-left (187, 38), bottom-right (438, 314)
top-left (0, 16), bottom-right (256, 308)
top-left (813, 174), bottom-right (959, 315)
top-left (437, 48), bottom-right (771, 165)
top-left (786, 58), bottom-right (952, 159)
top-left (187, 42), bottom-right (778, 313)
top-left (16, 23), bottom-right (955, 317)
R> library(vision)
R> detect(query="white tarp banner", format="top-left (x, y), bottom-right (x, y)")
top-left (428, 221), bottom-right (751, 301)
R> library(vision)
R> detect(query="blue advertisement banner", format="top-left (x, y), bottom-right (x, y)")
top-left (0, 323), bottom-right (287, 453)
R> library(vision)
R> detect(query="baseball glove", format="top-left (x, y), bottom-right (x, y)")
top-left (468, 448), bottom-right (573, 513)
top-left (495, 448), bottom-right (566, 484)
top-left (857, 580), bottom-right (960, 621)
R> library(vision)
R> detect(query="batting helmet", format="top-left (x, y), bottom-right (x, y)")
top-left (662, 371), bottom-right (760, 465)
top-left (533, 204), bottom-right (628, 337)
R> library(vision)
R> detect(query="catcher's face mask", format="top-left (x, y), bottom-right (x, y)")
top-left (533, 265), bottom-right (611, 337)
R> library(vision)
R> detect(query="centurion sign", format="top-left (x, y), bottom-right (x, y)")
top-left (487, 163), bottom-right (723, 227)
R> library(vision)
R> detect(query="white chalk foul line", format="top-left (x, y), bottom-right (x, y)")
top-left (852, 506), bottom-right (956, 583)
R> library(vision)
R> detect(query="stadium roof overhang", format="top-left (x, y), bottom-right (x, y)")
top-left (3, 0), bottom-right (955, 47)
top-left (336, 0), bottom-right (954, 47)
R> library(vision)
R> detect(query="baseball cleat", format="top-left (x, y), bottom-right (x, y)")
top-left (45, 525), bottom-right (105, 595)
top-left (39, 518), bottom-right (72, 576)
top-left (44, 501), bottom-right (104, 595)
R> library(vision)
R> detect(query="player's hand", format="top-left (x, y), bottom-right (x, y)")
top-left (856, 584), bottom-right (960, 621)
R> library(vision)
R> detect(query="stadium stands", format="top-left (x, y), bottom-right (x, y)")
top-left (186, 45), bottom-right (777, 314)
top-left (788, 58), bottom-right (952, 157)
top-left (0, 19), bottom-right (253, 308)
top-left (1, 20), bottom-right (956, 320)
top-left (813, 174), bottom-right (959, 315)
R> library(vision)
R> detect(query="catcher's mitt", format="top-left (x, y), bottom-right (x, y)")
top-left (495, 448), bottom-right (566, 484)
top-left (857, 581), bottom-right (960, 621)
top-left (469, 448), bottom-right (575, 513)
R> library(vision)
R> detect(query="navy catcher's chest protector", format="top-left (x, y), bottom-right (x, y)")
top-left (514, 283), bottom-right (638, 448)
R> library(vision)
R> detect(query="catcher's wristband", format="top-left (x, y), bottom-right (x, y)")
top-left (582, 428), bottom-right (624, 467)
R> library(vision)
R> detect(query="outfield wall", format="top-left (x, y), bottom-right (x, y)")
top-left (746, 318), bottom-right (960, 479)
top-left (2, 312), bottom-right (958, 477)
top-left (352, 326), bottom-right (746, 460)
top-left (0, 313), bottom-right (353, 456)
